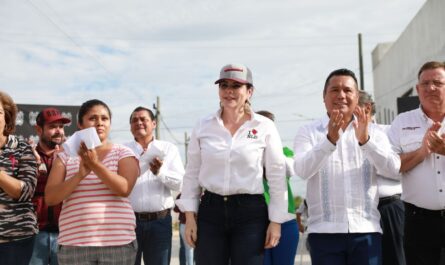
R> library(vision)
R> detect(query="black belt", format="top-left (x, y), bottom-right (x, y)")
top-left (203, 191), bottom-right (264, 203)
top-left (404, 202), bottom-right (445, 218)
top-left (378, 194), bottom-right (401, 207)
top-left (135, 209), bottom-right (171, 221)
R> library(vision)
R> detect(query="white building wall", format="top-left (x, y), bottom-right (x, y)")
top-left (372, 0), bottom-right (445, 124)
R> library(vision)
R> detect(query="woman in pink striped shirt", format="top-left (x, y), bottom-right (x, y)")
top-left (45, 99), bottom-right (139, 265)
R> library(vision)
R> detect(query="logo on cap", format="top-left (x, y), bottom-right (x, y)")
top-left (36, 107), bottom-right (71, 126)
top-left (224, 68), bottom-right (244, 73)
top-left (215, 64), bottom-right (253, 85)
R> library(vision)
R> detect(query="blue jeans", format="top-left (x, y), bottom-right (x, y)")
top-left (264, 219), bottom-right (299, 265)
top-left (0, 235), bottom-right (35, 265)
top-left (134, 214), bottom-right (172, 265)
top-left (308, 233), bottom-right (382, 265)
top-left (179, 223), bottom-right (194, 265)
top-left (30, 231), bottom-right (59, 265)
top-left (195, 192), bottom-right (269, 265)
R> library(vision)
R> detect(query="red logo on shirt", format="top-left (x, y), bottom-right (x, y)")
top-left (247, 129), bottom-right (258, 139)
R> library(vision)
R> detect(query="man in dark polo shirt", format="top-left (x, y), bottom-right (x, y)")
top-left (30, 107), bottom-right (70, 265)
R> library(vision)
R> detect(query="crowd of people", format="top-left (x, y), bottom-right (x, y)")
top-left (0, 60), bottom-right (444, 265)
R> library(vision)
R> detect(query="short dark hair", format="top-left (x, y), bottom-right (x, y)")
top-left (0, 91), bottom-right (17, 136)
top-left (129, 106), bottom-right (155, 123)
top-left (78, 99), bottom-right (112, 125)
top-left (323, 68), bottom-right (359, 96)
top-left (417, 61), bottom-right (445, 80)
top-left (256, 110), bottom-right (275, 121)
top-left (358, 90), bottom-right (376, 116)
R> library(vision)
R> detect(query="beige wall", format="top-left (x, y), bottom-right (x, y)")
top-left (372, 0), bottom-right (445, 124)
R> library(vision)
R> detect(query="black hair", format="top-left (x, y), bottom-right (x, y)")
top-left (78, 99), bottom-right (112, 125)
top-left (129, 106), bottom-right (155, 123)
top-left (256, 110), bottom-right (275, 121)
top-left (323, 68), bottom-right (359, 96)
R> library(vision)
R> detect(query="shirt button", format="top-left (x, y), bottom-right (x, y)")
top-left (440, 189), bottom-right (443, 192)
top-left (437, 156), bottom-right (440, 159)
top-left (438, 171), bottom-right (441, 174)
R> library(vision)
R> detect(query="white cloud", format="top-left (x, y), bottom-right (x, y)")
top-left (0, 0), bottom-right (426, 196)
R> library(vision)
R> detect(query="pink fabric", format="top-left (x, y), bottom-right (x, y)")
top-left (57, 144), bottom-right (136, 246)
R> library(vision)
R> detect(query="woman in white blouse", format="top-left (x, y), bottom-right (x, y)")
top-left (176, 64), bottom-right (289, 265)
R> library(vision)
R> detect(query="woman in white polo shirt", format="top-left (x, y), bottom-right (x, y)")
top-left (176, 64), bottom-right (289, 265)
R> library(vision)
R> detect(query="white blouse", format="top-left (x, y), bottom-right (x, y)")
top-left (176, 110), bottom-right (289, 223)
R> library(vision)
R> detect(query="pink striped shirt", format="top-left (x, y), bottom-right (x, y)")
top-left (57, 144), bottom-right (136, 246)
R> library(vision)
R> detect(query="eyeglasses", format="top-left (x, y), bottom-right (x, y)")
top-left (419, 80), bottom-right (445, 89)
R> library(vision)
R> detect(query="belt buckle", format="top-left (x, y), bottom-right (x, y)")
top-left (441, 210), bottom-right (445, 218)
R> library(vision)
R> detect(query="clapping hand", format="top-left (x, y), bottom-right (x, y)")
top-left (353, 106), bottom-right (369, 145)
top-left (425, 122), bottom-right (445, 155)
top-left (327, 109), bottom-right (344, 144)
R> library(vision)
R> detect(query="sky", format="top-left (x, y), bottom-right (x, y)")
top-left (0, 0), bottom-right (426, 196)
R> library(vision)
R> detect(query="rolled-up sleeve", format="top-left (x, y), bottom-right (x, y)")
top-left (157, 144), bottom-right (184, 192)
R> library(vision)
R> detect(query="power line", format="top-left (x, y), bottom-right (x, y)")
top-left (160, 116), bottom-right (182, 145)
top-left (25, 0), bottom-right (114, 76)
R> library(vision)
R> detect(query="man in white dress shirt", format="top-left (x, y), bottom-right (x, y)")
top-left (125, 106), bottom-right (185, 265)
top-left (293, 69), bottom-right (400, 265)
top-left (388, 61), bottom-right (445, 265)
top-left (359, 90), bottom-right (405, 265)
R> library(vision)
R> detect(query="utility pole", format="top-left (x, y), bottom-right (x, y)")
top-left (358, 33), bottom-right (364, 90)
top-left (153, 96), bottom-right (161, 140)
top-left (184, 132), bottom-right (190, 165)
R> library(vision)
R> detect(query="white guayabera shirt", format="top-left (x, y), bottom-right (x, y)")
top-left (293, 115), bottom-right (400, 234)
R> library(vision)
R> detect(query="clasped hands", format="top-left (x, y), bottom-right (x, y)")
top-left (327, 107), bottom-right (369, 145)
top-left (422, 122), bottom-right (445, 156)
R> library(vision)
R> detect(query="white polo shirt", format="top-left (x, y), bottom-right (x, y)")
top-left (388, 107), bottom-right (445, 210)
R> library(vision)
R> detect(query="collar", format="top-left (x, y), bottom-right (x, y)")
top-left (208, 108), bottom-right (257, 122)
top-left (417, 105), bottom-right (445, 126)
top-left (36, 143), bottom-right (55, 158)
top-left (133, 138), bottom-right (156, 156)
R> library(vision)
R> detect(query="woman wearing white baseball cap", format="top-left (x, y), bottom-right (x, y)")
top-left (176, 64), bottom-right (289, 265)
